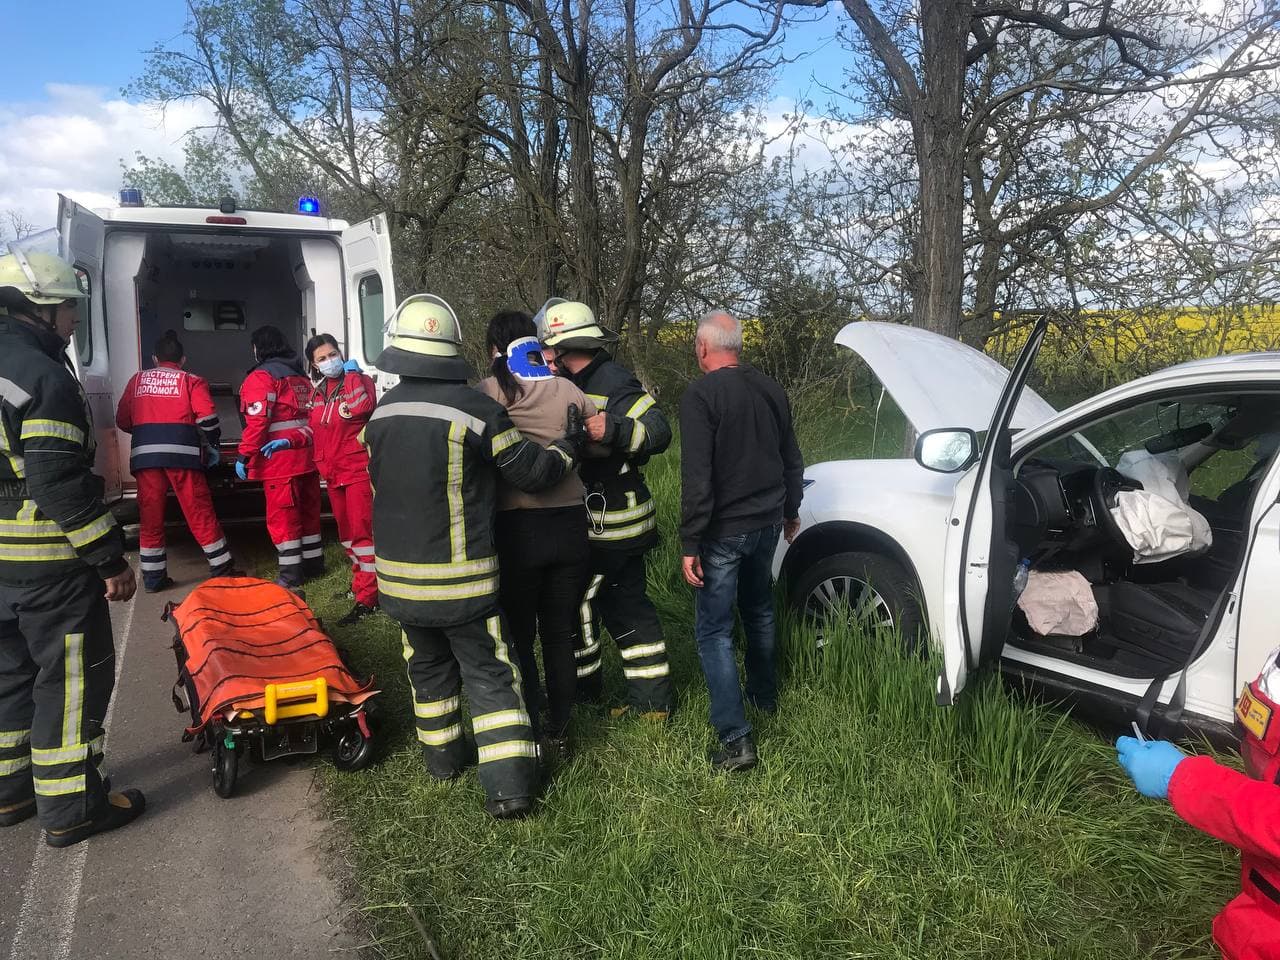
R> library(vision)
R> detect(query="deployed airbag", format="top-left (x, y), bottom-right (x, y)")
top-left (1111, 450), bottom-right (1213, 564)
top-left (1017, 569), bottom-right (1099, 636)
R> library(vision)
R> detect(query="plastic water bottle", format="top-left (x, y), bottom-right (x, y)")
top-left (1011, 558), bottom-right (1031, 608)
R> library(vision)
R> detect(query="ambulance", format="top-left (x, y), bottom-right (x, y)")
top-left (53, 190), bottom-right (396, 519)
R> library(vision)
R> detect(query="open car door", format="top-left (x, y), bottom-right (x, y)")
top-left (935, 317), bottom-right (1049, 705)
top-left (57, 195), bottom-right (122, 502)
top-left (342, 214), bottom-right (397, 385)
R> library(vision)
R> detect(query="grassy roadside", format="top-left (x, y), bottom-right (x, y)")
top-left (292, 413), bottom-right (1237, 959)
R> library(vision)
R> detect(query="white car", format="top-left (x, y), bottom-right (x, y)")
top-left (776, 320), bottom-right (1280, 738)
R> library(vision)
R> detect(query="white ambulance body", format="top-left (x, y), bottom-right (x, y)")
top-left (57, 193), bottom-right (396, 509)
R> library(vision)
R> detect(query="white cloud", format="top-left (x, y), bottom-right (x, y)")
top-left (0, 84), bottom-right (213, 233)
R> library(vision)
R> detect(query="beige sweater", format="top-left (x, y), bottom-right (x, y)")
top-left (476, 375), bottom-right (597, 511)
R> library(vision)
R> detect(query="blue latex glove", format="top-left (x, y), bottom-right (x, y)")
top-left (234, 459), bottom-right (249, 481)
top-left (260, 439), bottom-right (291, 459)
top-left (343, 358), bottom-right (363, 373)
top-left (1116, 736), bottom-right (1187, 799)
top-left (204, 447), bottom-right (221, 468)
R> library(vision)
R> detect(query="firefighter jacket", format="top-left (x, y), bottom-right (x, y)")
top-left (565, 354), bottom-right (671, 552)
top-left (115, 361), bottom-right (220, 471)
top-left (1170, 755), bottom-right (1280, 959)
top-left (307, 371), bottom-right (375, 487)
top-left (0, 315), bottom-right (126, 586)
top-left (238, 354), bottom-right (315, 481)
top-left (363, 377), bottom-right (576, 628)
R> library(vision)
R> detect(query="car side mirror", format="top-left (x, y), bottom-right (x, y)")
top-left (914, 428), bottom-right (979, 474)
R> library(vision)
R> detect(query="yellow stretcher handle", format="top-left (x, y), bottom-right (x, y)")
top-left (263, 677), bottom-right (329, 725)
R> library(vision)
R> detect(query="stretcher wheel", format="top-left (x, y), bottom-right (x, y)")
top-left (213, 740), bottom-right (239, 798)
top-left (332, 726), bottom-right (373, 772)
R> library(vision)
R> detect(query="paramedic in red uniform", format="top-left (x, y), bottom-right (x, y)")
top-left (1117, 650), bottom-right (1280, 959)
top-left (304, 334), bottom-right (378, 624)
top-left (235, 326), bottom-right (322, 588)
top-left (115, 330), bottom-right (237, 592)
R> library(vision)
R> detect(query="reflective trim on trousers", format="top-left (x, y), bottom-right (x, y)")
top-left (477, 741), bottom-right (538, 764)
top-left (472, 709), bottom-right (530, 734)
top-left (413, 696), bottom-right (461, 719)
top-left (417, 725), bottom-right (464, 747)
top-left (620, 641), bottom-right (667, 661)
top-left (624, 662), bottom-right (671, 680)
top-left (34, 774), bottom-right (86, 797)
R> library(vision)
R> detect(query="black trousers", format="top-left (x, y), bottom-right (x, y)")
top-left (0, 568), bottom-right (114, 830)
top-left (496, 506), bottom-right (590, 738)
top-left (400, 613), bottom-right (537, 802)
top-left (575, 549), bottom-right (674, 712)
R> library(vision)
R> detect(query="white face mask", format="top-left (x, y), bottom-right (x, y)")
top-left (317, 357), bottom-right (344, 379)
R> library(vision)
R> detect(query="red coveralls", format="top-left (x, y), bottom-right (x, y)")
top-left (115, 362), bottom-right (233, 587)
top-left (307, 371), bottom-right (377, 607)
top-left (238, 356), bottom-right (321, 586)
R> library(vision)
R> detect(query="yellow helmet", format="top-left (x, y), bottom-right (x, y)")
top-left (536, 298), bottom-right (617, 350)
top-left (376, 293), bottom-right (473, 380)
top-left (0, 248), bottom-right (87, 306)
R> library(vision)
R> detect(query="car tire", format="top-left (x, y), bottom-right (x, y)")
top-left (793, 551), bottom-right (924, 653)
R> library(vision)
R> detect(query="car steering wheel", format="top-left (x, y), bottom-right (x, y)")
top-left (1090, 466), bottom-right (1144, 549)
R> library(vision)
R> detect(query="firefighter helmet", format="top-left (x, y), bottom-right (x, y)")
top-left (376, 293), bottom-right (473, 380)
top-left (536, 298), bottom-right (617, 351)
top-left (0, 248), bottom-right (88, 306)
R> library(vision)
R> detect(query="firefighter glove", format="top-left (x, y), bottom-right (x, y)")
top-left (204, 447), bottom-right (221, 468)
top-left (1116, 736), bottom-right (1186, 800)
top-left (565, 403), bottom-right (587, 452)
top-left (260, 439), bottom-right (291, 459)
top-left (234, 458), bottom-right (249, 481)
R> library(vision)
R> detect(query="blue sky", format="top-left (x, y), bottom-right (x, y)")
top-left (0, 0), bottom-right (850, 229)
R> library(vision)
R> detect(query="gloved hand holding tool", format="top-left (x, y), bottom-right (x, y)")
top-left (1116, 735), bottom-right (1187, 799)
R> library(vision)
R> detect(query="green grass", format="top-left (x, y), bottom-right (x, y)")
top-left (290, 433), bottom-right (1238, 960)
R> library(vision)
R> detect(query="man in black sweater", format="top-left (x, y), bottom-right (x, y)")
top-left (679, 310), bottom-right (804, 771)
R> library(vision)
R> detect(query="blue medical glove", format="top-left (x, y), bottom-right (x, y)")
top-left (204, 447), bottom-right (221, 468)
top-left (234, 459), bottom-right (249, 481)
top-left (343, 358), bottom-right (363, 373)
top-left (1116, 736), bottom-right (1187, 800)
top-left (260, 439), bottom-right (291, 459)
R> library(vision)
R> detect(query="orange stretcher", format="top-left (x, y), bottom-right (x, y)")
top-left (164, 576), bottom-right (379, 797)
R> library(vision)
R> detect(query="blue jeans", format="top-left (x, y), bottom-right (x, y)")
top-left (694, 523), bottom-right (782, 744)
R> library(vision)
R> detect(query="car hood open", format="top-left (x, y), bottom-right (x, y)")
top-left (835, 321), bottom-right (1058, 434)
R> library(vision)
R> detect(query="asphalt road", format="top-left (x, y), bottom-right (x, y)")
top-left (0, 531), bottom-right (358, 960)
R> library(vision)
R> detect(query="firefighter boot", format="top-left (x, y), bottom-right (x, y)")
top-left (45, 789), bottom-right (146, 848)
top-left (0, 797), bottom-right (36, 827)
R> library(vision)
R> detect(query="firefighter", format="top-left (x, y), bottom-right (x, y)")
top-left (537, 299), bottom-right (674, 720)
top-left (0, 246), bottom-right (145, 846)
top-left (303, 334), bottom-right (377, 624)
top-left (365, 294), bottom-right (580, 819)
top-left (235, 326), bottom-right (322, 589)
top-left (115, 329), bottom-right (237, 592)
top-left (1116, 652), bottom-right (1280, 959)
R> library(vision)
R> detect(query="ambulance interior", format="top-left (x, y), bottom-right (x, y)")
top-left (124, 231), bottom-right (351, 447)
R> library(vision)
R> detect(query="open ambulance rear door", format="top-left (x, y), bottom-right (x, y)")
top-left (58, 194), bottom-right (123, 502)
top-left (932, 317), bottom-right (1049, 705)
top-left (342, 214), bottom-right (397, 388)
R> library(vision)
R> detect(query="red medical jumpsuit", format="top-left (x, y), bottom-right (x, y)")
top-left (238, 355), bottom-right (321, 586)
top-left (307, 370), bottom-right (377, 607)
top-left (116, 362), bottom-right (233, 587)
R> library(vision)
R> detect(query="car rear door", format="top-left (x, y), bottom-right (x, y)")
top-left (342, 214), bottom-right (397, 387)
top-left (57, 195), bottom-right (123, 502)
top-left (936, 317), bottom-right (1050, 705)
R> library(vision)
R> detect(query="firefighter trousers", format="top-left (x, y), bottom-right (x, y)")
top-left (400, 614), bottom-right (538, 802)
top-left (575, 549), bottom-right (674, 712)
top-left (329, 479), bottom-right (376, 608)
top-left (264, 473), bottom-right (323, 587)
top-left (135, 467), bottom-right (234, 589)
top-left (0, 568), bottom-right (114, 831)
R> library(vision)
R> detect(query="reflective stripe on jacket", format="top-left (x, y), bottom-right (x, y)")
top-left (363, 378), bottom-right (575, 627)
top-left (115, 362), bottom-right (219, 471)
top-left (568, 354), bottom-right (671, 552)
top-left (307, 371), bottom-right (375, 486)
top-left (0, 315), bottom-right (126, 586)
top-left (238, 356), bottom-right (315, 480)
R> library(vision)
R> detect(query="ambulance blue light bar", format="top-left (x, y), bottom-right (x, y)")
top-left (298, 196), bottom-right (321, 215)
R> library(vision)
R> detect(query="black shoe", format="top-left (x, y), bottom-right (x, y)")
top-left (709, 735), bottom-right (758, 773)
top-left (210, 567), bottom-right (245, 580)
top-left (540, 735), bottom-right (572, 766)
top-left (336, 603), bottom-right (377, 626)
top-left (422, 742), bottom-right (477, 782)
top-left (144, 576), bottom-right (175, 594)
top-left (0, 797), bottom-right (36, 827)
top-left (485, 796), bottom-right (533, 820)
top-left (45, 789), bottom-right (146, 848)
